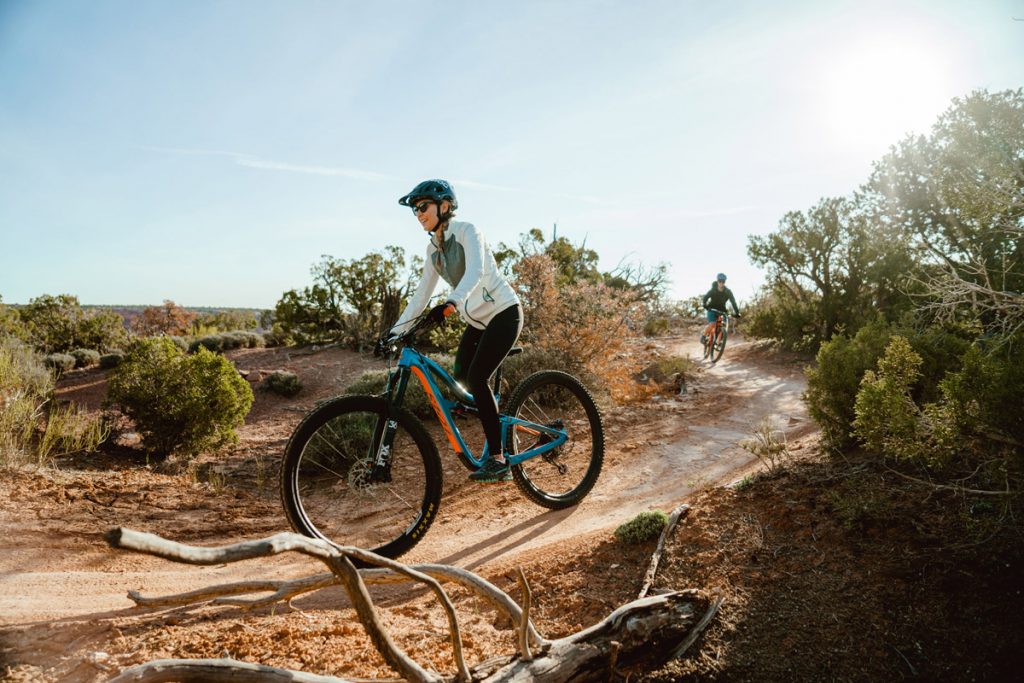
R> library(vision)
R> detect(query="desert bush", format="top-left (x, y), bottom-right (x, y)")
top-left (131, 300), bottom-right (196, 337)
top-left (44, 353), bottom-right (76, 374)
top-left (513, 253), bottom-right (647, 401)
top-left (852, 337), bottom-right (930, 461)
top-left (263, 325), bottom-right (293, 348)
top-left (743, 284), bottom-right (822, 354)
top-left (614, 510), bottom-right (668, 544)
top-left (805, 317), bottom-right (894, 450)
top-left (851, 332), bottom-right (1024, 489)
top-left (427, 317), bottom-right (467, 354)
top-left (262, 371), bottom-right (302, 397)
top-left (191, 310), bottom-right (259, 335)
top-left (740, 416), bottom-right (793, 474)
top-left (639, 355), bottom-right (695, 394)
top-left (18, 295), bottom-right (130, 354)
top-left (167, 336), bottom-right (189, 353)
top-left (106, 337), bottom-right (253, 461)
top-left (189, 335), bottom-right (224, 354)
top-left (903, 323), bottom-right (974, 403)
top-left (243, 331), bottom-right (266, 348)
top-left (99, 351), bottom-right (124, 369)
top-left (1, 336), bottom-right (107, 467)
top-left (70, 348), bottom-right (101, 368)
top-left (937, 340), bottom-right (1024, 453)
top-left (274, 247), bottom-right (417, 350)
top-left (0, 296), bottom-right (24, 341)
top-left (643, 316), bottom-right (670, 337)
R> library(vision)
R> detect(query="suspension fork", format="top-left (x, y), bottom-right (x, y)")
top-left (370, 366), bottom-right (411, 481)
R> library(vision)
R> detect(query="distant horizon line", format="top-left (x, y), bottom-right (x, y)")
top-left (3, 301), bottom-right (272, 311)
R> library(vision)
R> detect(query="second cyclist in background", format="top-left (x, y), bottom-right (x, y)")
top-left (700, 273), bottom-right (741, 345)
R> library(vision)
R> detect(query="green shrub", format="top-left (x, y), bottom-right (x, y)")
top-left (934, 341), bottom-right (1024, 458)
top-left (643, 316), bottom-right (670, 337)
top-left (263, 325), bottom-right (292, 348)
top-left (614, 510), bottom-right (668, 544)
top-left (805, 317), bottom-right (894, 450)
top-left (70, 348), bottom-right (101, 368)
top-left (18, 294), bottom-right (128, 353)
top-left (851, 332), bottom-right (1024, 483)
top-left (427, 317), bottom-right (467, 353)
top-left (243, 331), bottom-right (265, 348)
top-left (189, 335), bottom-right (224, 354)
top-left (640, 355), bottom-right (695, 393)
top-left (500, 347), bottom-right (598, 398)
top-left (168, 336), bottom-right (190, 353)
top-left (744, 285), bottom-right (822, 353)
top-left (106, 337), bottom-right (253, 461)
top-left (852, 337), bottom-right (930, 462)
top-left (262, 371), bottom-right (302, 397)
top-left (44, 353), bottom-right (76, 373)
top-left (99, 352), bottom-right (124, 369)
top-left (904, 324), bottom-right (974, 403)
top-left (224, 331), bottom-right (256, 350)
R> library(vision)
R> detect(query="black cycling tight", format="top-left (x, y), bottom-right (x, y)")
top-left (453, 304), bottom-right (523, 457)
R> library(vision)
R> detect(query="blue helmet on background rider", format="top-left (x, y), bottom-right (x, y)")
top-left (716, 273), bottom-right (727, 282)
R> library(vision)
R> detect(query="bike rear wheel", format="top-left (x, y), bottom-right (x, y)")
top-left (280, 395), bottom-right (442, 565)
top-left (504, 371), bottom-right (604, 509)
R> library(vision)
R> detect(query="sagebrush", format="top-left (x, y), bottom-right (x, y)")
top-left (106, 337), bottom-right (253, 461)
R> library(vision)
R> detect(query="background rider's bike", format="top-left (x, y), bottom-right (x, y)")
top-left (702, 309), bottom-right (732, 363)
top-left (279, 312), bottom-right (605, 565)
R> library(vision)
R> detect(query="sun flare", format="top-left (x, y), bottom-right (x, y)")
top-left (821, 32), bottom-right (954, 149)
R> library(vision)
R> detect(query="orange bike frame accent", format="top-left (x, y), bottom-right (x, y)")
top-left (410, 366), bottom-right (463, 455)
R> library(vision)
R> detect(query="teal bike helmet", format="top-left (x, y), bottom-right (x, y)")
top-left (716, 273), bottom-right (727, 282)
top-left (398, 179), bottom-right (458, 210)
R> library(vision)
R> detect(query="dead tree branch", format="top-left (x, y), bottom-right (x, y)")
top-left (638, 503), bottom-right (691, 599)
top-left (105, 528), bottom-right (715, 683)
top-left (107, 657), bottom-right (354, 682)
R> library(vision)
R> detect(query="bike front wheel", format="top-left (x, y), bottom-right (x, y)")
top-left (712, 324), bottom-right (728, 362)
top-left (280, 395), bottom-right (442, 564)
top-left (504, 371), bottom-right (604, 509)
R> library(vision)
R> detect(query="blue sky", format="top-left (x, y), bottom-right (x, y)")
top-left (1, 0), bottom-right (1021, 309)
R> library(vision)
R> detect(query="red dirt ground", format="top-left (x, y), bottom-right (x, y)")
top-left (1, 333), bottom-right (1021, 682)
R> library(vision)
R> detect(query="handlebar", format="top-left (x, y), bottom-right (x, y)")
top-left (375, 311), bottom-right (441, 359)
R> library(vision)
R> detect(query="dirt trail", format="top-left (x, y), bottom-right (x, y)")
top-left (0, 336), bottom-right (807, 628)
top-left (401, 337), bottom-right (809, 570)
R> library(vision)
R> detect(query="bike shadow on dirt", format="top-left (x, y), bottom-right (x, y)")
top-left (288, 505), bottom-right (582, 611)
top-left (433, 504), bottom-right (580, 571)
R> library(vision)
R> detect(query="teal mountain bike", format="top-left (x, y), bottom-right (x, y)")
top-left (279, 312), bottom-right (605, 563)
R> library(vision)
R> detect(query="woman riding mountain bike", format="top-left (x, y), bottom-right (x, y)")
top-left (384, 178), bottom-right (522, 483)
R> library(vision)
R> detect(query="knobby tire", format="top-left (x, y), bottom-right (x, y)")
top-left (712, 324), bottom-right (728, 363)
top-left (504, 371), bottom-right (604, 509)
top-left (280, 395), bottom-right (442, 566)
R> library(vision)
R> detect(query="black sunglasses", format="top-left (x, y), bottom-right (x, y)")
top-left (411, 201), bottom-right (435, 215)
